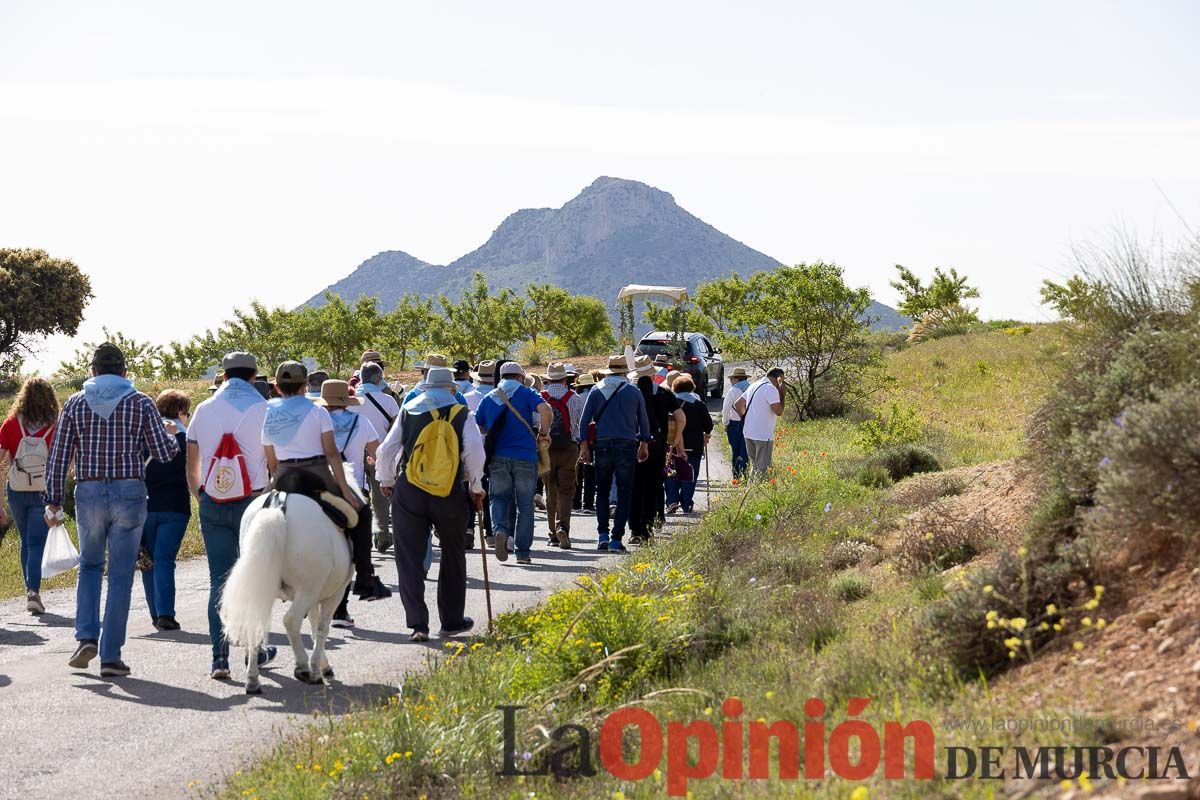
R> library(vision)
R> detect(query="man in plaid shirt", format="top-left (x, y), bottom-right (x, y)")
top-left (43, 343), bottom-right (179, 677)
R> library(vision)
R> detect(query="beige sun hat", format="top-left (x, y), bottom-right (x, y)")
top-left (316, 379), bottom-right (362, 408)
top-left (473, 360), bottom-right (497, 385)
top-left (575, 372), bottom-right (596, 388)
top-left (543, 362), bottom-right (569, 381)
top-left (602, 354), bottom-right (629, 375)
top-left (415, 353), bottom-right (449, 372)
top-left (729, 366), bottom-right (750, 380)
top-left (630, 354), bottom-right (656, 379)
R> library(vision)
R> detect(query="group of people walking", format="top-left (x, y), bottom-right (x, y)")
top-left (0, 340), bottom-right (785, 675)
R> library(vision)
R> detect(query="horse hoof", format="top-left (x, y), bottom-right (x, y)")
top-left (294, 668), bottom-right (320, 685)
top-left (246, 683), bottom-right (262, 696)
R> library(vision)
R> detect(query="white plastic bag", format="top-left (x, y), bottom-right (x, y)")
top-left (41, 523), bottom-right (80, 579)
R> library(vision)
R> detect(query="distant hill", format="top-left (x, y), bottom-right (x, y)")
top-left (308, 177), bottom-right (909, 331)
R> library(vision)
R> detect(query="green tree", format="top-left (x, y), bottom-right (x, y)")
top-left (292, 294), bottom-right (382, 375)
top-left (703, 263), bottom-right (886, 419)
top-left (380, 294), bottom-right (437, 371)
top-left (555, 295), bottom-right (615, 356)
top-left (199, 301), bottom-right (300, 372)
top-left (890, 265), bottom-right (980, 320)
top-left (432, 273), bottom-right (523, 362)
top-left (0, 248), bottom-right (93, 371)
top-left (1040, 275), bottom-right (1107, 321)
top-left (642, 301), bottom-right (717, 337)
top-left (159, 339), bottom-right (213, 380)
top-left (694, 272), bottom-right (750, 338)
top-left (58, 327), bottom-right (162, 378)
top-left (522, 284), bottom-right (573, 347)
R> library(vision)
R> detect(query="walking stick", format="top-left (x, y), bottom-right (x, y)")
top-left (704, 442), bottom-right (711, 507)
top-left (476, 505), bottom-right (494, 631)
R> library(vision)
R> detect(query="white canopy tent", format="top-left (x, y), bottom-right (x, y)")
top-left (616, 284), bottom-right (689, 304)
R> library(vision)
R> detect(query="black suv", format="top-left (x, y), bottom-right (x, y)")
top-left (636, 331), bottom-right (725, 398)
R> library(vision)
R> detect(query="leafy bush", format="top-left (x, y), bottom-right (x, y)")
top-left (1088, 382), bottom-right (1200, 560)
top-left (854, 464), bottom-right (893, 489)
top-left (830, 572), bottom-right (872, 602)
top-left (867, 444), bottom-right (942, 482)
top-left (855, 401), bottom-right (923, 452)
top-left (906, 303), bottom-right (981, 344)
top-left (895, 506), bottom-right (995, 573)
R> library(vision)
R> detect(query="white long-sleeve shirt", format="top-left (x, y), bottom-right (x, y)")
top-left (721, 384), bottom-right (746, 426)
top-left (376, 404), bottom-right (485, 494)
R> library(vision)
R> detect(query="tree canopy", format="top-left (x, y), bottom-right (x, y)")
top-left (889, 265), bottom-right (979, 321)
top-left (0, 248), bottom-right (93, 372)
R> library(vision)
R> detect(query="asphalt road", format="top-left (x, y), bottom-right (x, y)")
top-left (0, 408), bottom-right (731, 799)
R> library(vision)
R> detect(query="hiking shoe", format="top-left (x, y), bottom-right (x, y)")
top-left (26, 591), bottom-right (44, 615)
top-left (439, 617), bottom-right (475, 637)
top-left (245, 646), bottom-right (278, 668)
top-left (154, 615), bottom-right (180, 631)
top-left (484, 535), bottom-right (495, 548)
top-left (607, 540), bottom-right (628, 553)
top-left (410, 630), bottom-right (430, 643)
top-left (69, 640), bottom-right (98, 669)
top-left (331, 613), bottom-right (355, 629)
top-left (494, 533), bottom-right (509, 562)
top-left (210, 657), bottom-right (231, 680)
top-left (556, 530), bottom-right (572, 549)
top-left (666, 502), bottom-right (681, 514)
top-left (355, 575), bottom-right (392, 601)
top-left (596, 537), bottom-right (610, 551)
top-left (547, 535), bottom-right (560, 547)
top-left (516, 555), bottom-right (532, 565)
top-left (628, 535), bottom-right (647, 545)
top-left (100, 660), bottom-right (131, 677)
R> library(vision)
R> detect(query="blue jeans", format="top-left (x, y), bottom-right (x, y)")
top-left (593, 439), bottom-right (638, 543)
top-left (6, 486), bottom-right (49, 592)
top-left (665, 450), bottom-right (704, 512)
top-left (488, 456), bottom-right (537, 558)
top-left (140, 510), bottom-right (190, 620)
top-left (726, 420), bottom-right (749, 479)
top-left (199, 492), bottom-right (255, 661)
top-left (74, 479), bottom-right (148, 663)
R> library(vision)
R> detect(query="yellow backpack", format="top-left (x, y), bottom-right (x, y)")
top-left (405, 404), bottom-right (464, 497)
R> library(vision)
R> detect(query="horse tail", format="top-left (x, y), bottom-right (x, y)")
top-left (219, 505), bottom-right (286, 652)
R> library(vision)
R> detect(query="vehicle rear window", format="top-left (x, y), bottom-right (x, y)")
top-left (638, 340), bottom-right (675, 357)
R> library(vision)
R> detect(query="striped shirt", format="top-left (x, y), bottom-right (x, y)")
top-left (43, 391), bottom-right (180, 506)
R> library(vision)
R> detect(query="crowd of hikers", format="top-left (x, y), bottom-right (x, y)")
top-left (0, 342), bottom-right (784, 678)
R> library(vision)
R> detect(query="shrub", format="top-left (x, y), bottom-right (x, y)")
top-left (924, 553), bottom-right (1025, 677)
top-left (825, 539), bottom-right (880, 570)
top-left (868, 444), bottom-right (942, 482)
top-left (895, 506), bottom-right (996, 573)
top-left (855, 402), bottom-right (923, 452)
top-left (906, 303), bottom-right (980, 344)
top-left (854, 464), bottom-right (893, 489)
top-left (831, 572), bottom-right (872, 602)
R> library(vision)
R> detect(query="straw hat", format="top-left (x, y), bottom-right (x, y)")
top-left (729, 366), bottom-right (750, 380)
top-left (602, 354), bottom-right (629, 375)
top-left (473, 360), bottom-right (497, 385)
top-left (415, 353), bottom-right (448, 372)
top-left (543, 362), bottom-right (569, 381)
top-left (653, 353), bottom-right (671, 367)
top-left (316, 380), bottom-right (362, 408)
top-left (630, 355), bottom-right (656, 379)
top-left (575, 372), bottom-right (596, 388)
top-left (360, 349), bottom-right (384, 366)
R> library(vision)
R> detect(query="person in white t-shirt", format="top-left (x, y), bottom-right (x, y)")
top-left (262, 360), bottom-right (360, 506)
top-left (735, 367), bottom-right (786, 477)
top-left (351, 361), bottom-right (401, 554)
top-left (317, 379), bottom-right (391, 626)
top-left (720, 366), bottom-right (751, 479)
top-left (185, 351), bottom-right (276, 679)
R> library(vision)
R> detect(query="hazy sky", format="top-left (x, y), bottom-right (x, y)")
top-left (3, 1), bottom-right (1198, 372)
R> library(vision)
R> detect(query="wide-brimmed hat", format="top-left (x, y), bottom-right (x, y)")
top-left (316, 379), bottom-right (361, 408)
top-left (630, 354), bottom-right (656, 379)
top-left (602, 354), bottom-right (629, 375)
top-left (424, 366), bottom-right (456, 388)
top-left (543, 362), bottom-right (569, 381)
top-left (729, 366), bottom-right (750, 380)
top-left (222, 351), bottom-right (257, 371)
top-left (653, 353), bottom-right (671, 367)
top-left (500, 361), bottom-right (525, 377)
top-left (416, 353), bottom-right (449, 372)
top-left (575, 373), bottom-right (596, 388)
top-left (473, 360), bottom-right (497, 385)
top-left (564, 363), bottom-right (579, 375)
top-left (360, 349), bottom-right (384, 365)
top-left (276, 360), bottom-right (308, 382)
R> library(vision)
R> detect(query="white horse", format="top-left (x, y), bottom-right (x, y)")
top-left (219, 475), bottom-right (358, 695)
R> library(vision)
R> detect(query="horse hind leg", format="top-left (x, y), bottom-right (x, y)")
top-left (309, 598), bottom-right (338, 682)
top-left (245, 645), bottom-right (262, 695)
top-left (284, 592), bottom-right (322, 685)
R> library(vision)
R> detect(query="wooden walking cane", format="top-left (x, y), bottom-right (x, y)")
top-left (704, 441), bottom-right (711, 507)
top-left (476, 504), bottom-right (494, 631)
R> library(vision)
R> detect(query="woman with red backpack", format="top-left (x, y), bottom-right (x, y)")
top-left (0, 377), bottom-right (59, 616)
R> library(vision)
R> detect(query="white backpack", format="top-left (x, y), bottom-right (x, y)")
top-left (9, 422), bottom-right (51, 493)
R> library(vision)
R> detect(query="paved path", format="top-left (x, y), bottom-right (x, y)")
top-left (0, 407), bottom-right (731, 799)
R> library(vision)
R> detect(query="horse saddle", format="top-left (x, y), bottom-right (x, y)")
top-left (270, 472), bottom-right (359, 532)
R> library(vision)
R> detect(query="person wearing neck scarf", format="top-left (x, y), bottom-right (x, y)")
top-left (720, 367), bottom-right (751, 480)
top-left (628, 359), bottom-right (686, 545)
top-left (43, 342), bottom-right (180, 678)
top-left (139, 390), bottom-right (193, 632)
top-left (353, 361), bottom-right (401, 556)
top-left (665, 375), bottom-right (714, 514)
top-left (453, 359), bottom-right (483, 412)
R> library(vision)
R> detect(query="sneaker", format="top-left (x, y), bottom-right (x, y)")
top-left (332, 613), bottom-right (355, 629)
top-left (547, 535), bottom-right (560, 547)
top-left (100, 660), bottom-right (131, 677)
top-left (516, 556), bottom-right (532, 565)
top-left (69, 640), bottom-right (98, 669)
top-left (439, 617), bottom-right (475, 637)
top-left (493, 532), bottom-right (509, 562)
top-left (410, 630), bottom-right (430, 643)
top-left (667, 502), bottom-right (681, 514)
top-left (154, 616), bottom-right (181, 631)
top-left (210, 657), bottom-right (231, 680)
top-left (556, 529), bottom-right (572, 550)
top-left (608, 540), bottom-right (628, 553)
top-left (507, 536), bottom-right (515, 554)
top-left (596, 537), bottom-right (610, 551)
top-left (26, 591), bottom-right (44, 615)
top-left (628, 535), bottom-right (647, 545)
top-left (485, 535), bottom-right (496, 548)
top-left (245, 645), bottom-right (278, 668)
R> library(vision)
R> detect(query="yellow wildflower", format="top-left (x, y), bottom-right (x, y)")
top-left (1072, 641), bottom-right (1084, 651)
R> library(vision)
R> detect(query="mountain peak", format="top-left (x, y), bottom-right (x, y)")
top-left (580, 175), bottom-right (675, 202)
